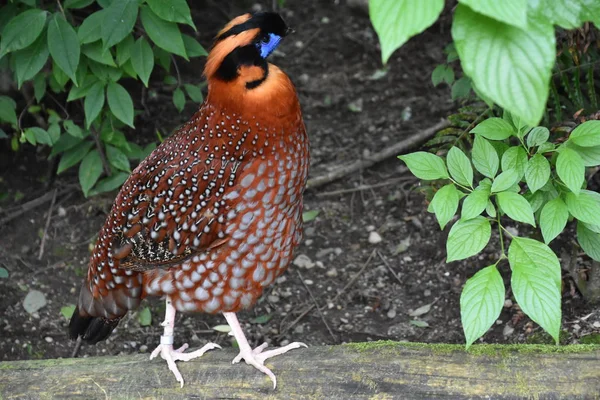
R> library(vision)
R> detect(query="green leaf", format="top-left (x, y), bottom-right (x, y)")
top-left (82, 41), bottom-right (116, 66)
top-left (447, 146), bottom-right (473, 188)
top-left (432, 64), bottom-right (447, 87)
top-left (530, 0), bottom-right (600, 29)
top-left (101, 129), bottom-right (130, 151)
top-left (0, 96), bottom-right (18, 125)
top-left (302, 210), bottom-right (319, 222)
top-left (471, 117), bottom-right (514, 141)
top-left (461, 179), bottom-right (491, 220)
top-left (446, 216), bottom-right (491, 262)
top-left (115, 34), bottom-right (134, 66)
top-left (89, 172), bottom-right (128, 195)
top-left (556, 147), bottom-right (585, 195)
top-left (525, 154), bottom-right (551, 194)
top-left (131, 37), bottom-right (154, 87)
top-left (460, 264), bottom-right (505, 348)
top-left (50, 132), bottom-right (84, 157)
top-left (565, 190), bottom-right (600, 226)
top-left (79, 149), bottom-right (104, 197)
top-left (569, 120), bottom-right (600, 147)
top-left (78, 11), bottom-right (105, 44)
top-left (527, 189), bottom-right (546, 213)
top-left (107, 82), bottom-right (134, 128)
top-left (458, 0), bottom-right (527, 28)
top-left (52, 59), bottom-right (70, 88)
top-left (60, 304), bottom-right (76, 320)
top-left (85, 82), bottom-right (105, 129)
top-left (65, 0), bottom-right (95, 9)
top-left (57, 141), bottom-right (94, 173)
top-left (184, 83), bottom-right (204, 103)
top-left (14, 31), bottom-right (49, 88)
top-left (526, 126), bottom-right (550, 148)
top-left (63, 119), bottom-right (84, 138)
top-left (501, 146), bottom-right (528, 179)
top-left (491, 168), bottom-right (520, 193)
top-left (182, 34), bottom-right (208, 57)
top-left (0, 267), bottom-right (9, 278)
top-left (540, 197), bottom-right (568, 244)
top-left (398, 152), bottom-right (449, 180)
top-left (369, 0), bottom-right (444, 64)
top-left (577, 222), bottom-right (600, 262)
top-left (0, 9), bottom-right (47, 57)
top-left (430, 183), bottom-right (459, 230)
top-left (496, 191), bottom-right (535, 226)
top-left (146, 0), bottom-right (195, 29)
top-left (47, 123), bottom-right (61, 145)
top-left (173, 87), bottom-right (185, 112)
top-left (452, 5), bottom-right (555, 126)
top-left (566, 142), bottom-right (600, 167)
top-left (451, 76), bottom-right (472, 100)
top-left (250, 314), bottom-right (273, 324)
top-left (140, 5), bottom-right (188, 59)
top-left (26, 127), bottom-right (52, 145)
top-left (47, 13), bottom-right (80, 85)
top-left (137, 306), bottom-right (152, 326)
top-left (508, 237), bottom-right (561, 343)
top-left (101, 0), bottom-right (139, 50)
top-left (472, 135), bottom-right (499, 178)
top-left (67, 75), bottom-right (97, 101)
top-left (106, 144), bottom-right (130, 172)
top-left (33, 74), bottom-right (46, 102)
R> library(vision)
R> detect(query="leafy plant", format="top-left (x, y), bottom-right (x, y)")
top-left (399, 116), bottom-right (600, 347)
top-left (369, 0), bottom-right (600, 126)
top-left (0, 0), bottom-right (208, 196)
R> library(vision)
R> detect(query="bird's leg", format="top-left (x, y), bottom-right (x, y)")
top-left (223, 312), bottom-right (307, 389)
top-left (149, 296), bottom-right (222, 387)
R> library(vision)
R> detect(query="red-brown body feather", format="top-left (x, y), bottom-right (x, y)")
top-left (71, 14), bottom-right (309, 342)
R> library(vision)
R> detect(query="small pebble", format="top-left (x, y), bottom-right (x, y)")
top-left (139, 345), bottom-right (148, 352)
top-left (293, 254), bottom-right (315, 269)
top-left (593, 321), bottom-right (600, 328)
top-left (424, 289), bottom-right (431, 297)
top-left (503, 324), bottom-right (514, 336)
top-left (268, 295), bottom-right (280, 303)
top-left (387, 309), bottom-right (397, 319)
top-left (504, 299), bottom-right (513, 308)
top-left (368, 231), bottom-right (383, 244)
top-left (44, 336), bottom-right (53, 343)
top-left (326, 268), bottom-right (338, 277)
top-left (304, 279), bottom-right (314, 285)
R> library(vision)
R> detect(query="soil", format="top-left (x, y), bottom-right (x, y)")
top-left (1, 0), bottom-right (600, 366)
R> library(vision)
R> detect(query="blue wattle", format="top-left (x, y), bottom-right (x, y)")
top-left (258, 33), bottom-right (282, 59)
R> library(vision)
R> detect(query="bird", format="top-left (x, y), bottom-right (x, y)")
top-left (68, 11), bottom-right (309, 388)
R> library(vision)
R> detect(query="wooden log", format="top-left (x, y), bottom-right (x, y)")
top-left (1, 342), bottom-right (600, 399)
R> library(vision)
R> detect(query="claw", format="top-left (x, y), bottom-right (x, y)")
top-left (150, 342), bottom-right (222, 387)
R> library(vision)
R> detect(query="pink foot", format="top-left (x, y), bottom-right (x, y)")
top-left (150, 341), bottom-right (221, 387)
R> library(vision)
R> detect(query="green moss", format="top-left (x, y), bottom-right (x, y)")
top-left (580, 333), bottom-right (600, 344)
top-left (526, 330), bottom-right (570, 345)
top-left (343, 341), bottom-right (600, 356)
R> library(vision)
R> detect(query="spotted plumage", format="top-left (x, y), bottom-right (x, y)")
top-left (69, 11), bottom-right (309, 388)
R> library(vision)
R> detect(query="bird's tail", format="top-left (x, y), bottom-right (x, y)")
top-left (68, 274), bottom-right (143, 344)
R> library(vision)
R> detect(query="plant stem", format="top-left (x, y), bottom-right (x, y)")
top-left (90, 126), bottom-right (111, 177)
top-left (497, 213), bottom-right (505, 256)
top-left (449, 178), bottom-right (473, 193)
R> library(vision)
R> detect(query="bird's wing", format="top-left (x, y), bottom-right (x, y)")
top-left (107, 130), bottom-right (248, 272)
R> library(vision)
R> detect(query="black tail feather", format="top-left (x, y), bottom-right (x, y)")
top-left (68, 306), bottom-right (120, 344)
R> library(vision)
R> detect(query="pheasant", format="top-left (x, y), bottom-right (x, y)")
top-left (69, 12), bottom-right (309, 388)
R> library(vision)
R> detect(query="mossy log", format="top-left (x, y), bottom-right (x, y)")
top-left (1, 342), bottom-right (600, 399)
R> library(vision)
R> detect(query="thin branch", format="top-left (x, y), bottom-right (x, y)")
top-left (296, 270), bottom-right (337, 342)
top-left (315, 176), bottom-right (415, 197)
top-left (90, 126), bottom-right (112, 176)
top-left (38, 189), bottom-right (57, 260)
top-left (307, 119), bottom-right (449, 190)
top-left (0, 186), bottom-right (75, 228)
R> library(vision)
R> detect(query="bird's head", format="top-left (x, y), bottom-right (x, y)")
top-left (204, 12), bottom-right (292, 92)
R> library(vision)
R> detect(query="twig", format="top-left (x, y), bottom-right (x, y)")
top-left (307, 119), bottom-right (449, 190)
top-left (0, 186), bottom-right (75, 227)
top-left (376, 250), bottom-right (403, 286)
top-left (71, 337), bottom-right (83, 358)
top-left (315, 176), bottom-right (414, 197)
top-left (171, 55), bottom-right (182, 87)
top-left (38, 189), bottom-right (57, 260)
top-left (90, 126), bottom-right (111, 176)
top-left (283, 250), bottom-right (376, 334)
top-left (296, 270), bottom-right (337, 342)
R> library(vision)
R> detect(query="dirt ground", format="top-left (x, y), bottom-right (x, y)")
top-left (1, 0), bottom-right (599, 364)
